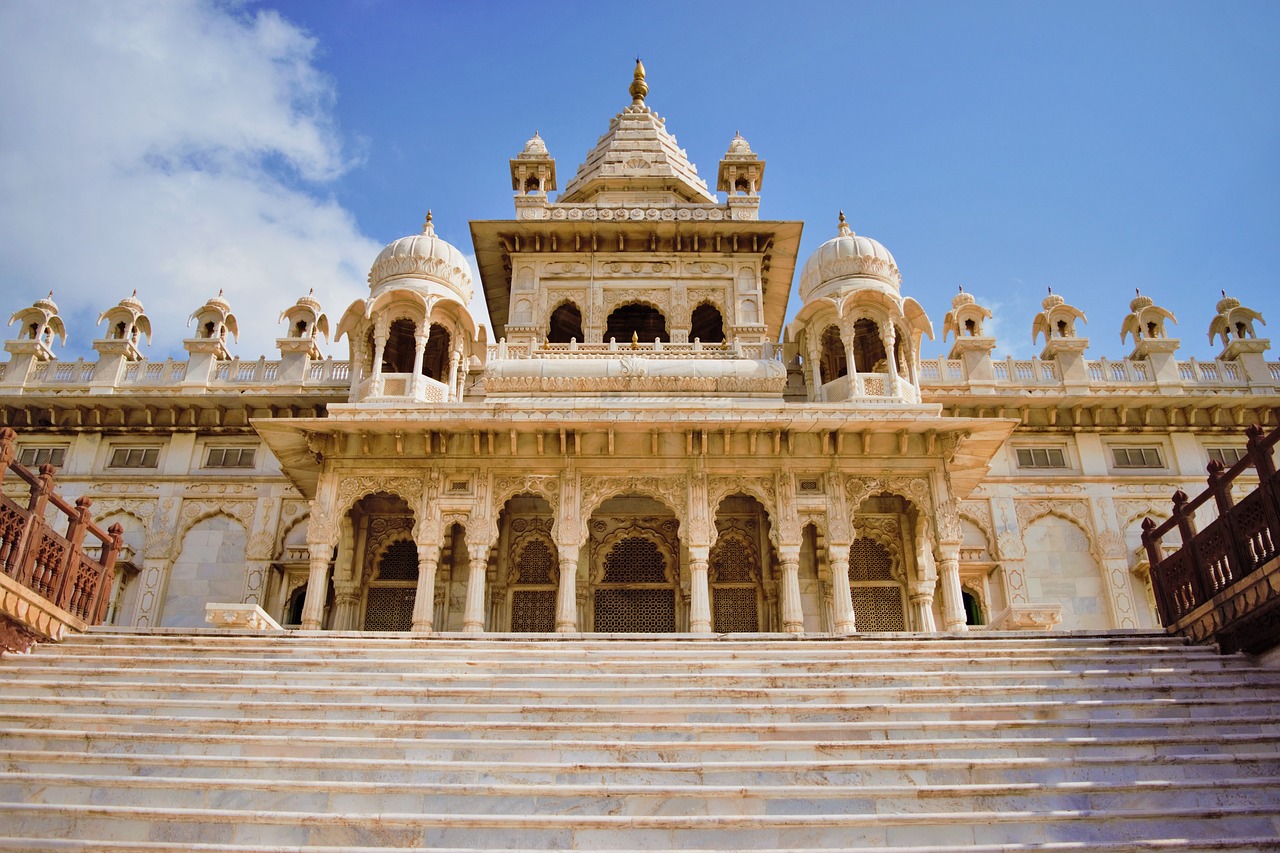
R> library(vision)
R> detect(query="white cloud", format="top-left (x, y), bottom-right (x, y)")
top-left (0, 0), bottom-right (380, 360)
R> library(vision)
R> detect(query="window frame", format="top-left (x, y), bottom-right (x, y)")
top-left (1013, 446), bottom-right (1069, 470)
top-left (108, 446), bottom-right (161, 469)
top-left (16, 445), bottom-right (68, 469)
top-left (203, 446), bottom-right (257, 469)
top-left (1110, 445), bottom-right (1165, 469)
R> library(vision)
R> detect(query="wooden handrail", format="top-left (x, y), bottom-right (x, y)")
top-left (0, 427), bottom-right (123, 624)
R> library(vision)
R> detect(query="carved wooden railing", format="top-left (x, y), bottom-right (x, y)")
top-left (0, 427), bottom-right (123, 653)
top-left (1141, 423), bottom-right (1280, 653)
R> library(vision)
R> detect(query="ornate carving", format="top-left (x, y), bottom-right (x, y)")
top-left (493, 476), bottom-right (560, 516)
top-left (580, 475), bottom-right (685, 524)
top-left (708, 476), bottom-right (776, 520)
top-left (173, 499), bottom-right (256, 546)
top-left (1014, 498), bottom-right (1094, 538)
top-left (484, 374), bottom-right (787, 394)
top-left (934, 498), bottom-right (963, 543)
top-left (845, 476), bottom-right (931, 513)
top-left (336, 476), bottom-right (424, 515)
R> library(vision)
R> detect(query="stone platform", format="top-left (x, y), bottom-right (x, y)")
top-left (0, 630), bottom-right (1278, 851)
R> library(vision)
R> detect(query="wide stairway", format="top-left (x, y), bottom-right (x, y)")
top-left (1, 630), bottom-right (1279, 852)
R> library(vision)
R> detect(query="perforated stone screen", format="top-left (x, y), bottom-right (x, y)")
top-left (710, 537), bottom-right (754, 583)
top-left (712, 586), bottom-right (758, 633)
top-left (363, 587), bottom-right (414, 631)
top-left (377, 540), bottom-right (419, 581)
top-left (603, 537), bottom-right (667, 584)
top-left (851, 587), bottom-right (906, 632)
top-left (516, 540), bottom-right (555, 584)
top-left (593, 588), bottom-right (676, 633)
top-left (510, 589), bottom-right (556, 632)
top-left (850, 538), bottom-right (893, 581)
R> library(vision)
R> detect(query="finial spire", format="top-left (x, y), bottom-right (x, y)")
top-left (837, 210), bottom-right (852, 236)
top-left (423, 210), bottom-right (435, 234)
top-left (629, 58), bottom-right (648, 106)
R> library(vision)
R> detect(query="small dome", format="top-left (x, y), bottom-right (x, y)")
top-left (116, 290), bottom-right (144, 313)
top-left (368, 211), bottom-right (473, 302)
top-left (201, 290), bottom-right (231, 314)
top-left (517, 132), bottom-right (549, 159)
top-left (293, 289), bottom-right (322, 314)
top-left (33, 291), bottom-right (58, 315)
top-left (1130, 291), bottom-right (1154, 313)
top-left (1217, 292), bottom-right (1241, 314)
top-left (952, 287), bottom-right (976, 309)
top-left (725, 132), bottom-right (754, 157)
top-left (1042, 290), bottom-right (1065, 311)
top-left (798, 212), bottom-right (900, 299)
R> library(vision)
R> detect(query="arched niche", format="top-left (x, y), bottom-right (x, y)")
top-left (588, 495), bottom-right (680, 633)
top-left (690, 302), bottom-right (725, 344)
top-left (1023, 513), bottom-right (1108, 630)
top-left (494, 494), bottom-right (558, 633)
top-left (605, 303), bottom-right (668, 343)
top-left (819, 325), bottom-right (846, 383)
top-left (159, 513), bottom-right (248, 628)
top-left (548, 301), bottom-right (585, 343)
top-left (852, 317), bottom-right (887, 372)
top-left (423, 322), bottom-right (451, 380)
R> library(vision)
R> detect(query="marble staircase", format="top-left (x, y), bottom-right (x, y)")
top-left (1, 629), bottom-right (1279, 851)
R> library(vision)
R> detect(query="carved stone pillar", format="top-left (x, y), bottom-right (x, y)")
top-left (446, 350), bottom-right (461, 402)
top-left (688, 544), bottom-right (712, 633)
top-left (411, 542), bottom-right (441, 632)
top-left (330, 579), bottom-right (360, 630)
top-left (937, 542), bottom-right (968, 631)
top-left (777, 543), bottom-right (804, 634)
top-left (908, 580), bottom-right (937, 632)
top-left (828, 543), bottom-right (856, 633)
top-left (883, 325), bottom-right (900, 397)
top-left (410, 332), bottom-right (428, 397)
top-left (462, 544), bottom-right (489, 632)
top-left (300, 542), bottom-right (333, 630)
top-left (370, 326), bottom-right (388, 392)
top-left (555, 543), bottom-right (579, 633)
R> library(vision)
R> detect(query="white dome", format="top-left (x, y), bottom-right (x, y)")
top-left (798, 213), bottom-right (900, 301)
top-left (368, 212), bottom-right (473, 303)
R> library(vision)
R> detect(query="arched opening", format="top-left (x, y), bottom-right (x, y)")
top-left (605, 303), bottom-right (668, 343)
top-left (733, 176), bottom-right (750, 194)
top-left (422, 323), bottom-right (450, 380)
top-left (852, 318), bottom-right (887, 372)
top-left (962, 590), bottom-right (984, 626)
top-left (495, 494), bottom-right (558, 633)
top-left (589, 495), bottom-right (679, 632)
top-left (819, 325), bottom-right (847, 383)
top-left (284, 585), bottom-right (307, 626)
top-left (363, 539), bottom-right (418, 631)
top-left (113, 321), bottom-right (127, 339)
top-left (160, 514), bottom-right (248, 628)
top-left (548, 302), bottom-right (584, 343)
top-left (524, 175), bottom-right (540, 193)
top-left (848, 537), bottom-right (906, 631)
top-left (710, 494), bottom-right (773, 632)
top-left (690, 303), bottom-right (725, 344)
top-left (1024, 514), bottom-right (1107, 630)
top-left (382, 318), bottom-right (417, 373)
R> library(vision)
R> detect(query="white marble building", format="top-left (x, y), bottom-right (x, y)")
top-left (2, 62), bottom-right (1275, 638)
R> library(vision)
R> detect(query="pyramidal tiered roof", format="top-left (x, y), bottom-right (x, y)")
top-left (558, 60), bottom-right (715, 205)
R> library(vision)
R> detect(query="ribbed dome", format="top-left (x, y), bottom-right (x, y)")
top-left (368, 212), bottom-right (473, 302)
top-left (798, 213), bottom-right (901, 300)
top-left (517, 132), bottom-right (549, 158)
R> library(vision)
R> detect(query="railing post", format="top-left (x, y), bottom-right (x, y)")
top-left (15, 463), bottom-right (56, 587)
top-left (1140, 517), bottom-right (1171, 626)
top-left (0, 426), bottom-right (15, 484)
top-left (54, 496), bottom-right (92, 611)
top-left (1207, 459), bottom-right (1250, 582)
top-left (91, 523), bottom-right (124, 624)
top-left (1171, 489), bottom-right (1211, 610)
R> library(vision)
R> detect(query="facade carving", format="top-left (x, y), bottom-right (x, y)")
top-left (1, 63), bottom-right (1276, 635)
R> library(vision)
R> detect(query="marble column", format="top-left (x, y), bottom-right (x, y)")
top-left (300, 542), bottom-right (333, 630)
top-left (688, 544), bottom-right (712, 633)
top-left (883, 325), bottom-right (900, 397)
top-left (828, 544), bottom-right (857, 633)
top-left (555, 543), bottom-right (579, 633)
top-left (330, 579), bottom-right (360, 630)
top-left (411, 543), bottom-right (440, 632)
top-left (908, 579), bottom-right (938, 632)
top-left (411, 332), bottom-right (427, 397)
top-left (462, 545), bottom-right (488, 633)
top-left (937, 543), bottom-right (968, 631)
top-left (777, 543), bottom-right (804, 634)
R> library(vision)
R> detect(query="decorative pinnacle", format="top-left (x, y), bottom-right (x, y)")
top-left (837, 210), bottom-right (852, 237)
top-left (423, 210), bottom-right (435, 234)
top-left (630, 58), bottom-right (648, 106)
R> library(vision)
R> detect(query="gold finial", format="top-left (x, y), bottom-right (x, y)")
top-left (631, 330), bottom-right (639, 348)
top-left (423, 210), bottom-right (434, 234)
top-left (837, 210), bottom-right (852, 236)
top-left (629, 58), bottom-right (648, 106)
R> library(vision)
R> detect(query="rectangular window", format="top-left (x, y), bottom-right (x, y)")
top-left (204, 447), bottom-right (256, 468)
top-left (109, 447), bottom-right (159, 469)
top-left (1207, 447), bottom-right (1246, 467)
top-left (1112, 446), bottom-right (1163, 468)
top-left (17, 446), bottom-right (66, 468)
top-left (1015, 447), bottom-right (1067, 469)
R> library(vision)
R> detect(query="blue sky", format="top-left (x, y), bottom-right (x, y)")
top-left (1, 1), bottom-right (1277, 362)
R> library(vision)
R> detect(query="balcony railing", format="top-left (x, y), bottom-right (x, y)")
top-left (1141, 423), bottom-right (1280, 654)
top-left (0, 427), bottom-right (123, 654)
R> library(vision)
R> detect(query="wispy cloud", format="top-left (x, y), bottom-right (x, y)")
top-left (0, 0), bottom-right (381, 359)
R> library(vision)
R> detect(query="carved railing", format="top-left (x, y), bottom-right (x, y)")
top-left (1141, 423), bottom-right (1280, 654)
top-left (0, 427), bottom-right (122, 653)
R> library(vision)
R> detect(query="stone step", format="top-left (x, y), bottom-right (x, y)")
top-left (3, 840), bottom-right (1280, 853)
top-left (6, 707), bottom-right (1279, 740)
top-left (10, 663), bottom-right (1275, 695)
top-left (6, 771), bottom-right (1280, 816)
top-left (8, 748), bottom-right (1278, 787)
top-left (1, 802), bottom-right (1277, 849)
top-left (5, 726), bottom-right (1277, 762)
top-left (7, 691), bottom-right (1275, 723)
